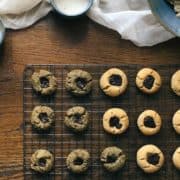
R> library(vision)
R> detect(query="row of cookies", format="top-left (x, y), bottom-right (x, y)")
top-left (31, 106), bottom-right (180, 135)
top-left (30, 145), bottom-right (180, 174)
top-left (31, 68), bottom-right (180, 97)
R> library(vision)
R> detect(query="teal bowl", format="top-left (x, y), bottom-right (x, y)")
top-left (148, 0), bottom-right (180, 37)
top-left (0, 20), bottom-right (5, 45)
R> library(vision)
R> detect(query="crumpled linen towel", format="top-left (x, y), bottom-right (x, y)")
top-left (0, 0), bottom-right (52, 29)
top-left (0, 0), bottom-right (175, 46)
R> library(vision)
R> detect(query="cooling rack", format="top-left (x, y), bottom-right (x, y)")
top-left (23, 64), bottom-right (180, 180)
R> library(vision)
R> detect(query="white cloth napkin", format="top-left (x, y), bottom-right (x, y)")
top-left (0, 0), bottom-right (175, 46)
top-left (0, 0), bottom-right (52, 29)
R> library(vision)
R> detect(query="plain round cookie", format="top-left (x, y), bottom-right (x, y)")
top-left (31, 70), bottom-right (57, 95)
top-left (172, 147), bottom-right (180, 170)
top-left (172, 109), bottom-right (180, 134)
top-left (171, 70), bottom-right (180, 96)
top-left (64, 106), bottom-right (89, 132)
top-left (66, 149), bottom-right (90, 174)
top-left (65, 69), bottom-right (92, 96)
top-left (100, 146), bottom-right (126, 172)
top-left (136, 144), bottom-right (164, 173)
top-left (31, 149), bottom-right (54, 173)
top-left (103, 108), bottom-right (129, 135)
top-left (100, 68), bottom-right (128, 97)
top-left (137, 110), bottom-right (162, 136)
top-left (136, 68), bottom-right (162, 94)
top-left (31, 106), bottom-right (55, 131)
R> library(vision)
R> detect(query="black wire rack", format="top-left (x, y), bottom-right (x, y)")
top-left (23, 64), bottom-right (180, 180)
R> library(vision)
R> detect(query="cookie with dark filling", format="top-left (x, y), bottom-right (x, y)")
top-left (100, 146), bottom-right (126, 172)
top-left (65, 69), bottom-right (92, 96)
top-left (64, 106), bottom-right (89, 132)
top-left (136, 68), bottom-right (162, 94)
top-left (103, 108), bottom-right (129, 135)
top-left (137, 110), bottom-right (162, 136)
top-left (31, 149), bottom-right (54, 173)
top-left (66, 149), bottom-right (90, 174)
top-left (31, 106), bottom-right (55, 131)
top-left (136, 144), bottom-right (164, 173)
top-left (31, 70), bottom-right (57, 95)
top-left (100, 68), bottom-right (128, 97)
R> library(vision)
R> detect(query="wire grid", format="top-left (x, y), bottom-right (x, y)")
top-left (23, 64), bottom-right (180, 180)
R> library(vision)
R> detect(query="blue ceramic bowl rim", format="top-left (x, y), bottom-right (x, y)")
top-left (50, 0), bottom-right (94, 17)
top-left (0, 20), bottom-right (5, 45)
top-left (148, 0), bottom-right (180, 37)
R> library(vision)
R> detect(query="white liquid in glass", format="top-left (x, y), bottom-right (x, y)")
top-left (54, 0), bottom-right (90, 15)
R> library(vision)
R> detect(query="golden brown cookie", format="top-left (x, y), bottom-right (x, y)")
top-left (103, 108), bottom-right (129, 135)
top-left (31, 149), bottom-right (54, 173)
top-left (136, 144), bottom-right (164, 173)
top-left (136, 68), bottom-right (162, 94)
top-left (171, 70), bottom-right (180, 96)
top-left (66, 149), bottom-right (90, 174)
top-left (31, 70), bottom-right (57, 95)
top-left (172, 147), bottom-right (180, 170)
top-left (137, 110), bottom-right (162, 136)
top-left (100, 68), bottom-right (128, 97)
top-left (172, 109), bottom-right (180, 134)
top-left (31, 106), bottom-right (55, 131)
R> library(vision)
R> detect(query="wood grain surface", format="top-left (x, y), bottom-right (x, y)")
top-left (0, 13), bottom-right (179, 180)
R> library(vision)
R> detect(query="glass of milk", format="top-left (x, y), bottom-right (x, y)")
top-left (51, 0), bottom-right (93, 17)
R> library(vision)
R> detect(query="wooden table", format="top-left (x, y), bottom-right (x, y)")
top-left (0, 13), bottom-right (179, 179)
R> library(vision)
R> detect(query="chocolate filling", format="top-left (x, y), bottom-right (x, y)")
top-left (107, 155), bottom-right (117, 163)
top-left (109, 75), bottom-right (122, 86)
top-left (76, 78), bottom-right (87, 89)
top-left (109, 117), bottom-right (122, 129)
top-left (74, 157), bottom-right (83, 165)
top-left (143, 75), bottom-right (155, 89)
top-left (39, 113), bottom-right (49, 123)
top-left (73, 113), bottom-right (82, 124)
top-left (38, 158), bottom-right (47, 167)
top-left (147, 153), bottom-right (160, 165)
top-left (40, 77), bottom-right (49, 88)
top-left (144, 116), bottom-right (156, 128)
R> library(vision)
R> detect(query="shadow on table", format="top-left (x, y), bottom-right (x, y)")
top-left (50, 12), bottom-right (90, 44)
